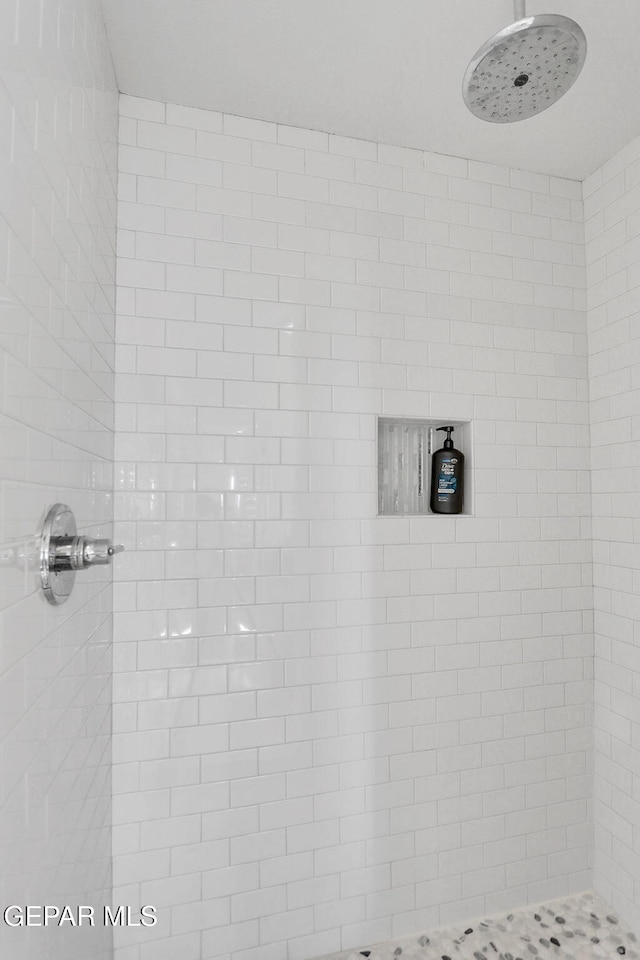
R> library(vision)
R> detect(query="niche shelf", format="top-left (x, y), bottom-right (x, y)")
top-left (377, 417), bottom-right (474, 517)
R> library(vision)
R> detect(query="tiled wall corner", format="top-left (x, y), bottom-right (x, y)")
top-left (585, 130), bottom-right (640, 935)
top-left (0, 1), bottom-right (118, 958)
top-left (113, 97), bottom-right (591, 960)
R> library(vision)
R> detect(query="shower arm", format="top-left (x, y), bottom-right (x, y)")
top-left (514, 0), bottom-right (526, 19)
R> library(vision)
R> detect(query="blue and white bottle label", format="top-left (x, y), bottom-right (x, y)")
top-left (437, 458), bottom-right (457, 496)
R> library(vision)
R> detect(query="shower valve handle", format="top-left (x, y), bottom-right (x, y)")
top-left (40, 504), bottom-right (125, 605)
top-left (50, 536), bottom-right (125, 571)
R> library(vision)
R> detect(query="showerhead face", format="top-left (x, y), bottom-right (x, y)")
top-left (463, 14), bottom-right (587, 123)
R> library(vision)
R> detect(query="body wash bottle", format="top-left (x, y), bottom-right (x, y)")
top-left (430, 425), bottom-right (464, 514)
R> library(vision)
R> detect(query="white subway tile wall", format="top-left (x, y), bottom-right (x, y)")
top-left (114, 96), bottom-right (591, 960)
top-left (584, 131), bottom-right (640, 934)
top-left (0, 2), bottom-right (117, 959)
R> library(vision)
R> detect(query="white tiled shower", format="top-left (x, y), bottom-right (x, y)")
top-left (112, 96), bottom-right (593, 960)
top-left (2, 2), bottom-right (640, 960)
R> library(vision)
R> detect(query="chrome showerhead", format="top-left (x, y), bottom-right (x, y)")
top-left (463, 2), bottom-right (587, 123)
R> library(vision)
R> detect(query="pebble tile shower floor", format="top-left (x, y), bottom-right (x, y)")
top-left (318, 893), bottom-right (638, 960)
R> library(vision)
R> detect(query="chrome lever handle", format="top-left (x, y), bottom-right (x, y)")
top-left (47, 535), bottom-right (126, 570)
top-left (80, 538), bottom-right (125, 568)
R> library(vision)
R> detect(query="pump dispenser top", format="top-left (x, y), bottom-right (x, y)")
top-left (438, 426), bottom-right (455, 450)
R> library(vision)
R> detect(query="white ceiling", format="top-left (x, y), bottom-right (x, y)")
top-left (101, 0), bottom-right (639, 180)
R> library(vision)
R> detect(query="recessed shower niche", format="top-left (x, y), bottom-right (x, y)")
top-left (377, 417), bottom-right (474, 516)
